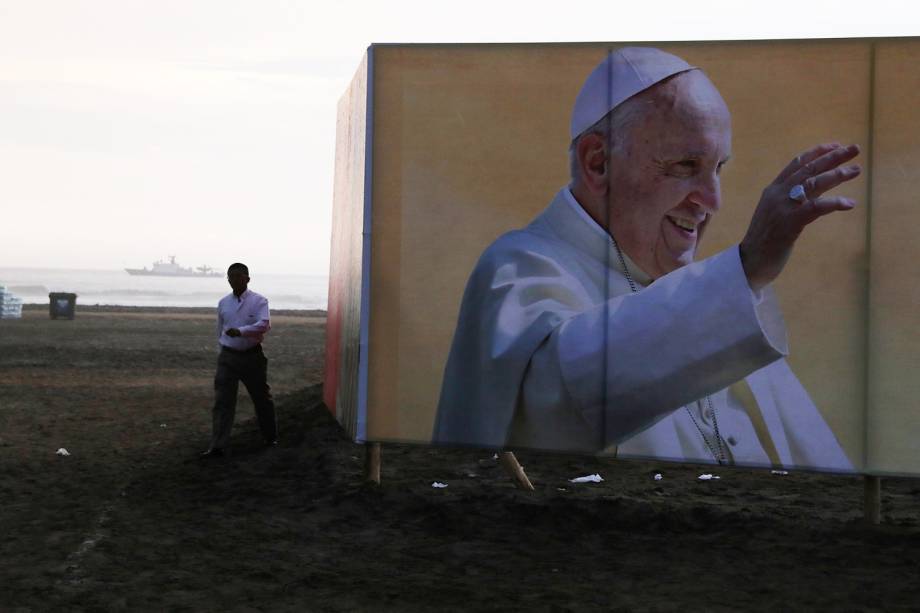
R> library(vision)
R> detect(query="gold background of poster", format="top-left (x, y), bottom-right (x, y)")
top-left (357, 40), bottom-right (914, 472)
top-left (867, 40), bottom-right (920, 475)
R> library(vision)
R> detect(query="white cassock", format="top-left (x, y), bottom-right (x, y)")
top-left (433, 188), bottom-right (853, 472)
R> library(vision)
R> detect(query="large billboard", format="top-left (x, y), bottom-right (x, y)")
top-left (327, 39), bottom-right (920, 476)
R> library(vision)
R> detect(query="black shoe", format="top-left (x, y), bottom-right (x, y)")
top-left (199, 448), bottom-right (225, 458)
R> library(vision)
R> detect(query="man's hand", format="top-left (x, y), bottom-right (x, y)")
top-left (226, 328), bottom-right (241, 338)
top-left (740, 143), bottom-right (861, 292)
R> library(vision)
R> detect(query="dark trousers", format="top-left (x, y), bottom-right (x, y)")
top-left (210, 345), bottom-right (277, 450)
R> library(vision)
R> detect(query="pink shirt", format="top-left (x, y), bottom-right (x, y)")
top-left (217, 289), bottom-right (271, 351)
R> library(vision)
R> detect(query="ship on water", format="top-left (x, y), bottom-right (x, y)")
top-left (125, 256), bottom-right (221, 278)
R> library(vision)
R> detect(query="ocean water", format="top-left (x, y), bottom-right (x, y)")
top-left (0, 268), bottom-right (328, 311)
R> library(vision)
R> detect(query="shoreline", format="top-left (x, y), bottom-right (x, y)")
top-left (21, 303), bottom-right (327, 318)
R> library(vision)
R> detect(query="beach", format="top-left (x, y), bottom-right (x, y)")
top-left (2, 305), bottom-right (920, 611)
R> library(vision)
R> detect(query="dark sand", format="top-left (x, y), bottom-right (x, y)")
top-left (2, 305), bottom-right (920, 612)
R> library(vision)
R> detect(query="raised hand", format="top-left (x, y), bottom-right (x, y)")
top-left (739, 143), bottom-right (861, 292)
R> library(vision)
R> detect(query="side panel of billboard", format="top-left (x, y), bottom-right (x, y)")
top-left (325, 49), bottom-right (371, 441)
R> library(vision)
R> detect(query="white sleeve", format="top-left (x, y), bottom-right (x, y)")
top-left (519, 246), bottom-right (787, 449)
top-left (238, 297), bottom-right (271, 336)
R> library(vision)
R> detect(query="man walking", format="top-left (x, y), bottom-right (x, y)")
top-left (201, 262), bottom-right (278, 457)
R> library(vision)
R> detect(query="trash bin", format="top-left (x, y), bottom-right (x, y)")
top-left (49, 292), bottom-right (77, 320)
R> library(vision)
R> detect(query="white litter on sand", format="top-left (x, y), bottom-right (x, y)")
top-left (159, 424), bottom-right (167, 428)
top-left (654, 473), bottom-right (663, 481)
top-left (569, 473), bottom-right (604, 483)
top-left (56, 448), bottom-right (70, 456)
top-left (431, 482), bottom-right (449, 488)
top-left (698, 474), bottom-right (720, 481)
top-left (771, 470), bottom-right (789, 476)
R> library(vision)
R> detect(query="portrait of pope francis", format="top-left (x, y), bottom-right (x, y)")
top-left (432, 47), bottom-right (858, 472)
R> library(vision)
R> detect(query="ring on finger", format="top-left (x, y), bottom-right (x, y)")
top-left (789, 184), bottom-right (807, 203)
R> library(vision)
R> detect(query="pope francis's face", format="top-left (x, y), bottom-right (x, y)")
top-left (606, 71), bottom-right (732, 279)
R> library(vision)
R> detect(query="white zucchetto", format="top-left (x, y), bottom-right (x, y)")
top-left (570, 47), bottom-right (697, 140)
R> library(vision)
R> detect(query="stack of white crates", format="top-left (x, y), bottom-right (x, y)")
top-left (0, 284), bottom-right (23, 319)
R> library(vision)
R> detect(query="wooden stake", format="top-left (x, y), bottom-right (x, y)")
top-left (499, 451), bottom-right (535, 491)
top-left (365, 442), bottom-right (381, 484)
top-left (864, 475), bottom-right (881, 525)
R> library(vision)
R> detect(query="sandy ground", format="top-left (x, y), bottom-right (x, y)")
top-left (2, 306), bottom-right (920, 612)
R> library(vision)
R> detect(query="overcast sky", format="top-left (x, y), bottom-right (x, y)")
top-left (1, 0), bottom-right (916, 275)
